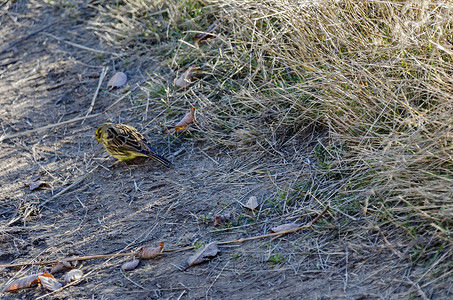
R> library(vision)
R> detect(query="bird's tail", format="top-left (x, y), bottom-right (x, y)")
top-left (150, 152), bottom-right (172, 168)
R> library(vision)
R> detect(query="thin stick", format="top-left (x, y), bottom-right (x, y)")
top-left (0, 91), bottom-right (131, 142)
top-left (0, 252), bottom-right (135, 268)
top-left (218, 204), bottom-right (329, 245)
top-left (165, 204), bottom-right (329, 252)
top-left (121, 270), bottom-right (153, 291)
top-left (0, 22), bottom-right (57, 55)
top-left (176, 290), bottom-right (186, 300)
top-left (206, 261), bottom-right (229, 297)
top-left (83, 67), bottom-right (108, 124)
top-left (0, 205), bottom-right (329, 268)
top-left (38, 166), bottom-right (99, 208)
top-left (40, 32), bottom-right (120, 56)
top-left (0, 114), bottom-right (97, 142)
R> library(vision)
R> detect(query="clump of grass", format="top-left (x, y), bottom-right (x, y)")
top-left (90, 0), bottom-right (214, 47)
top-left (212, 0), bottom-right (453, 258)
top-left (92, 0), bottom-right (453, 287)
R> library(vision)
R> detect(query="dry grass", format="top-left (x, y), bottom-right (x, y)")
top-left (91, 0), bottom-right (453, 285)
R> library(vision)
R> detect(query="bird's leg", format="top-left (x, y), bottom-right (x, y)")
top-left (110, 160), bottom-right (122, 168)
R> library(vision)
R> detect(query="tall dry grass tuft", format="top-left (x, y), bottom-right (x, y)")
top-left (92, 0), bottom-right (453, 278)
top-left (213, 0), bottom-right (453, 243)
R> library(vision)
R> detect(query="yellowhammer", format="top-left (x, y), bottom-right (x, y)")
top-left (95, 123), bottom-right (171, 168)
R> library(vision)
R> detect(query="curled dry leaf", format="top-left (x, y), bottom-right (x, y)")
top-left (38, 274), bottom-right (62, 291)
top-left (107, 72), bottom-right (127, 90)
top-left (1, 274), bottom-right (40, 292)
top-left (175, 65), bottom-right (200, 88)
top-left (167, 107), bottom-right (196, 132)
top-left (64, 269), bottom-right (84, 283)
top-left (244, 196), bottom-right (259, 210)
top-left (270, 223), bottom-right (300, 233)
top-left (28, 180), bottom-right (50, 191)
top-left (50, 260), bottom-right (77, 274)
top-left (183, 242), bottom-right (220, 271)
top-left (121, 259), bottom-right (140, 271)
top-left (194, 21), bottom-right (220, 44)
top-left (136, 242), bottom-right (164, 259)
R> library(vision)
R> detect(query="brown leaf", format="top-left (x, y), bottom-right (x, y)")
top-left (64, 269), bottom-right (83, 283)
top-left (213, 215), bottom-right (225, 227)
top-left (269, 223), bottom-right (300, 233)
top-left (136, 242), bottom-right (164, 259)
top-left (1, 274), bottom-right (40, 292)
top-left (28, 180), bottom-right (50, 191)
top-left (167, 107), bottom-right (196, 132)
top-left (50, 260), bottom-right (77, 274)
top-left (175, 65), bottom-right (200, 88)
top-left (194, 21), bottom-right (220, 44)
top-left (183, 242), bottom-right (220, 271)
top-left (244, 196), bottom-right (259, 210)
top-left (213, 211), bottom-right (232, 226)
top-left (121, 259), bottom-right (140, 271)
top-left (107, 72), bottom-right (127, 90)
top-left (38, 274), bottom-right (62, 291)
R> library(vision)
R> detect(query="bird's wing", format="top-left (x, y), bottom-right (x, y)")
top-left (116, 124), bottom-right (159, 156)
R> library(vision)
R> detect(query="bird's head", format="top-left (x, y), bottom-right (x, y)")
top-left (95, 123), bottom-right (112, 144)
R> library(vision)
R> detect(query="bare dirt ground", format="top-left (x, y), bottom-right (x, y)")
top-left (1, 1), bottom-right (451, 299)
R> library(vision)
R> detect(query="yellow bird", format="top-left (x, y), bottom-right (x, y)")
top-left (95, 123), bottom-right (171, 168)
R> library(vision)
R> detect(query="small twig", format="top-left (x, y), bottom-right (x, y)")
top-left (201, 149), bottom-right (219, 165)
top-left (217, 204), bottom-right (329, 245)
top-left (121, 270), bottom-right (153, 291)
top-left (0, 252), bottom-right (135, 268)
top-left (0, 205), bottom-right (329, 269)
top-left (163, 245), bottom-right (195, 253)
top-left (38, 166), bottom-right (99, 207)
top-left (40, 32), bottom-right (120, 56)
top-left (176, 290), bottom-right (186, 300)
top-left (206, 261), bottom-right (229, 298)
top-left (83, 67), bottom-right (108, 124)
top-left (172, 147), bottom-right (186, 158)
top-left (0, 114), bottom-right (98, 142)
top-left (0, 91), bottom-right (131, 142)
top-left (165, 204), bottom-right (329, 252)
top-left (0, 22), bottom-right (57, 55)
top-left (103, 89), bottom-right (134, 113)
top-left (407, 277), bottom-right (429, 300)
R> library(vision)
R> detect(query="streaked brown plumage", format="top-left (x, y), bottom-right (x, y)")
top-left (95, 123), bottom-right (171, 168)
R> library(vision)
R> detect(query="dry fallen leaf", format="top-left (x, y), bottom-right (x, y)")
top-left (167, 107), bottom-right (196, 132)
top-left (50, 260), bottom-right (77, 274)
top-left (121, 259), bottom-right (140, 271)
top-left (269, 223), bottom-right (300, 233)
top-left (28, 180), bottom-right (50, 191)
top-left (194, 21), bottom-right (220, 44)
top-left (1, 274), bottom-right (40, 292)
top-left (64, 269), bottom-right (83, 283)
top-left (38, 274), bottom-right (62, 291)
top-left (175, 65), bottom-right (200, 88)
top-left (183, 242), bottom-right (220, 271)
top-left (244, 196), bottom-right (259, 210)
top-left (107, 72), bottom-right (127, 90)
top-left (136, 242), bottom-right (164, 259)
top-left (213, 210), bottom-right (232, 226)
